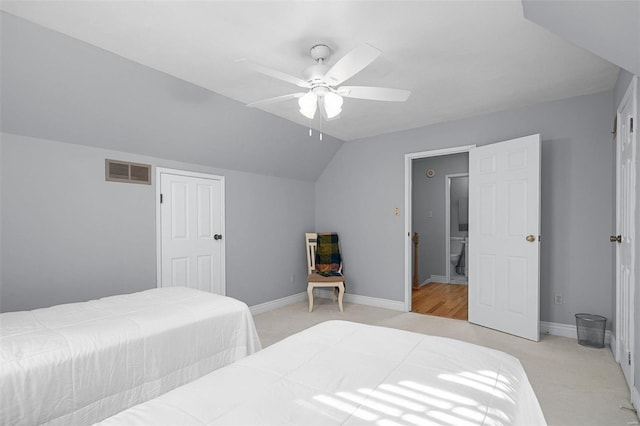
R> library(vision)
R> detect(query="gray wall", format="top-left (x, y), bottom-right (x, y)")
top-left (0, 12), bottom-right (342, 183)
top-left (0, 11), bottom-right (335, 312)
top-left (0, 133), bottom-right (314, 312)
top-left (613, 68), bottom-right (640, 409)
top-left (411, 153), bottom-right (468, 283)
top-left (316, 90), bottom-right (615, 328)
top-left (522, 0), bottom-right (640, 75)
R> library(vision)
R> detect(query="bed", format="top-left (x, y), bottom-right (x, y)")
top-left (0, 287), bottom-right (261, 426)
top-left (98, 320), bottom-right (546, 425)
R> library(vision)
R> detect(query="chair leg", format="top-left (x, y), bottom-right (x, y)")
top-left (337, 283), bottom-right (345, 312)
top-left (307, 285), bottom-right (314, 313)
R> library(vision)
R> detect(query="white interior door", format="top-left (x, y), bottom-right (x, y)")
top-left (469, 134), bottom-right (541, 341)
top-left (158, 170), bottom-right (225, 295)
top-left (615, 77), bottom-right (636, 390)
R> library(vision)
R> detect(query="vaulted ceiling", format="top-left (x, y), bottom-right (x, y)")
top-left (1, 1), bottom-right (619, 142)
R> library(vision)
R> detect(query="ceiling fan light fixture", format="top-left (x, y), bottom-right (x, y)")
top-left (324, 92), bottom-right (343, 119)
top-left (298, 91), bottom-right (317, 119)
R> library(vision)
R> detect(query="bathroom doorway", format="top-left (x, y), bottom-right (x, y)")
top-left (408, 150), bottom-right (470, 320)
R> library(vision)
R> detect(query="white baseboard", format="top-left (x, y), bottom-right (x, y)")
top-left (249, 292), bottom-right (307, 315)
top-left (416, 280), bottom-right (430, 288)
top-left (315, 289), bottom-right (405, 312)
top-left (416, 275), bottom-right (468, 288)
top-left (415, 275), bottom-right (447, 288)
top-left (540, 321), bottom-right (612, 346)
top-left (609, 332), bottom-right (617, 360)
top-left (429, 275), bottom-right (447, 284)
top-left (632, 386), bottom-right (640, 412)
top-left (250, 289), bottom-right (405, 315)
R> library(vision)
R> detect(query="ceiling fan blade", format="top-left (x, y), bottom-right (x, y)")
top-left (246, 92), bottom-right (305, 108)
top-left (338, 86), bottom-right (411, 102)
top-left (241, 60), bottom-right (311, 88)
top-left (323, 44), bottom-right (381, 86)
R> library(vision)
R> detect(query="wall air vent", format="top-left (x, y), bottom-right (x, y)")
top-left (105, 159), bottom-right (151, 185)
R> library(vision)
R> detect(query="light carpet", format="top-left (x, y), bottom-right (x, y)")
top-left (253, 299), bottom-right (638, 426)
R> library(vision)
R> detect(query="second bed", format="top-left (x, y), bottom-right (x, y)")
top-left (99, 320), bottom-right (546, 425)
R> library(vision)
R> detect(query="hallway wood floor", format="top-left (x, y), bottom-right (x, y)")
top-left (412, 282), bottom-right (468, 320)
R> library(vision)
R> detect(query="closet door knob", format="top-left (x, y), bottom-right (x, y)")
top-left (610, 235), bottom-right (622, 243)
top-left (525, 235), bottom-right (536, 242)
top-left (213, 234), bottom-right (223, 240)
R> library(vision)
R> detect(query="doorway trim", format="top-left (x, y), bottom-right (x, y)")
top-left (445, 173), bottom-right (469, 284)
top-left (155, 167), bottom-right (226, 291)
top-left (404, 145), bottom-right (475, 312)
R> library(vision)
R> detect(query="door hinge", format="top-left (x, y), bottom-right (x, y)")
top-left (160, 193), bottom-right (163, 204)
top-left (629, 351), bottom-right (632, 365)
top-left (631, 117), bottom-right (634, 133)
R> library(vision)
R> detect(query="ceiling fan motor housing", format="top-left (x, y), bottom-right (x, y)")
top-left (304, 44), bottom-right (332, 87)
top-left (303, 64), bottom-right (329, 86)
top-left (310, 44), bottom-right (331, 62)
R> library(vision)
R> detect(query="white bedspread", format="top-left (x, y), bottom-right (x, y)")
top-left (1, 287), bottom-right (261, 426)
top-left (98, 320), bottom-right (546, 425)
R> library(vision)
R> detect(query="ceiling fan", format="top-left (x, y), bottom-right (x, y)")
top-left (245, 43), bottom-right (411, 122)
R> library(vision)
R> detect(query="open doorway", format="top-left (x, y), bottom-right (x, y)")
top-left (411, 154), bottom-right (469, 320)
top-left (405, 147), bottom-right (472, 320)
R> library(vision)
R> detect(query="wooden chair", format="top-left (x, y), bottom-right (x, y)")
top-left (305, 232), bottom-right (345, 312)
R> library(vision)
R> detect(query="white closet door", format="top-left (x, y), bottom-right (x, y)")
top-left (159, 171), bottom-right (225, 295)
top-left (469, 134), bottom-right (541, 341)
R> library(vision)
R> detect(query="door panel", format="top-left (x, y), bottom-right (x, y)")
top-left (506, 256), bottom-right (527, 314)
top-left (171, 257), bottom-right (189, 286)
top-left (478, 255), bottom-right (496, 307)
top-left (197, 185), bottom-right (213, 238)
top-left (469, 134), bottom-right (541, 341)
top-left (160, 172), bottom-right (225, 295)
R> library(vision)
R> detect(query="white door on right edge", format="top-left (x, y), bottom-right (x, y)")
top-left (469, 134), bottom-right (541, 341)
top-left (615, 79), bottom-right (636, 390)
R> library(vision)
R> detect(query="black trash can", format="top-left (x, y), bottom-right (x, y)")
top-left (575, 313), bottom-right (606, 348)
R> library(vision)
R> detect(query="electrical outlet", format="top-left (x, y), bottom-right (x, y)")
top-left (394, 207), bottom-right (400, 216)
top-left (554, 294), bottom-right (563, 305)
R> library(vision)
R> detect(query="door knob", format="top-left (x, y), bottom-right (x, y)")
top-left (526, 234), bottom-right (536, 242)
top-left (610, 235), bottom-right (622, 243)
top-left (213, 234), bottom-right (222, 240)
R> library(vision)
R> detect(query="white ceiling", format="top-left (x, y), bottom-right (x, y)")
top-left (1, 1), bottom-right (619, 141)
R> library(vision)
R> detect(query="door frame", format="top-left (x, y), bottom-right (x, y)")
top-left (445, 173), bottom-right (469, 284)
top-left (155, 167), bottom-right (226, 292)
top-left (404, 145), bottom-right (475, 312)
top-left (614, 76), bottom-right (637, 390)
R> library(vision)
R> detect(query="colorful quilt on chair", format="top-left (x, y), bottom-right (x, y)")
top-left (315, 233), bottom-right (342, 277)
